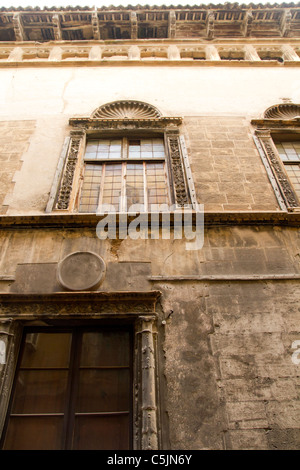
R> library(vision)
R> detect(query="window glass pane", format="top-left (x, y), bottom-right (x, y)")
top-left (11, 370), bottom-right (68, 414)
top-left (3, 417), bottom-right (64, 450)
top-left (126, 163), bottom-right (144, 207)
top-left (85, 139), bottom-right (122, 160)
top-left (275, 142), bottom-right (300, 162)
top-left (77, 369), bottom-right (130, 413)
top-left (79, 164), bottom-right (102, 213)
top-left (285, 164), bottom-right (300, 198)
top-left (73, 415), bottom-right (130, 450)
top-left (140, 138), bottom-right (165, 159)
top-left (80, 331), bottom-right (130, 367)
top-left (21, 333), bottom-right (72, 368)
top-left (146, 162), bottom-right (168, 207)
top-left (101, 164), bottom-right (122, 210)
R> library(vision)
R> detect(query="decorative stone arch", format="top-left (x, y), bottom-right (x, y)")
top-left (47, 100), bottom-right (194, 213)
top-left (252, 103), bottom-right (300, 211)
top-left (263, 103), bottom-right (300, 120)
top-left (91, 100), bottom-right (162, 119)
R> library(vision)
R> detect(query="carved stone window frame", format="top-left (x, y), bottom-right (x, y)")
top-left (47, 101), bottom-right (193, 213)
top-left (0, 290), bottom-right (163, 450)
top-left (252, 105), bottom-right (300, 212)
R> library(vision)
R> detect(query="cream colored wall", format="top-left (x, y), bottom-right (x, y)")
top-left (0, 65), bottom-right (300, 214)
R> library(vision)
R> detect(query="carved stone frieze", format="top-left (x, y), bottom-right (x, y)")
top-left (69, 117), bottom-right (182, 131)
top-left (167, 134), bottom-right (189, 206)
top-left (0, 291), bottom-right (161, 319)
top-left (55, 130), bottom-right (84, 210)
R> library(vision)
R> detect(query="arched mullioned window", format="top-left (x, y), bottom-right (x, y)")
top-left (47, 100), bottom-right (195, 214)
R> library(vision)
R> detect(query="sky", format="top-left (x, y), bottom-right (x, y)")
top-left (0, 0), bottom-right (293, 8)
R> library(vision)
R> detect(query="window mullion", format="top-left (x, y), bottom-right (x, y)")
top-left (143, 162), bottom-right (148, 212)
top-left (97, 164), bottom-right (105, 213)
top-left (62, 330), bottom-right (81, 450)
top-left (121, 162), bottom-right (127, 212)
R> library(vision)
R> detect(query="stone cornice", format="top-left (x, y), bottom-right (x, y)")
top-left (69, 117), bottom-right (183, 130)
top-left (1, 40), bottom-right (300, 68)
top-left (251, 118), bottom-right (300, 128)
top-left (0, 212), bottom-right (299, 229)
top-left (0, 290), bottom-right (161, 319)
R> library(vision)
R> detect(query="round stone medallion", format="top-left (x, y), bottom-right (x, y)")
top-left (57, 251), bottom-right (106, 291)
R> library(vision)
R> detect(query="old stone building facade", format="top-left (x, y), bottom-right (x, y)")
top-left (0, 3), bottom-right (300, 450)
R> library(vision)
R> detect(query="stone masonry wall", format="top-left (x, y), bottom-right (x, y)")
top-left (0, 120), bottom-right (36, 214)
top-left (183, 116), bottom-right (279, 211)
top-left (0, 224), bottom-right (299, 449)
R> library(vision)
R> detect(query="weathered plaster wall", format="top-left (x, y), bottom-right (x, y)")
top-left (0, 120), bottom-right (35, 214)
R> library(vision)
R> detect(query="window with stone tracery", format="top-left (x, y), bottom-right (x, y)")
top-left (78, 136), bottom-right (170, 213)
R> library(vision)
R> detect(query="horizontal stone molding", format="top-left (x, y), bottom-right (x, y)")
top-left (0, 41), bottom-right (300, 67)
top-left (0, 211), bottom-right (300, 229)
top-left (149, 274), bottom-right (300, 281)
top-left (0, 291), bottom-right (161, 319)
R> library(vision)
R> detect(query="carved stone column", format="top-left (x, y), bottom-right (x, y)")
top-left (89, 45), bottom-right (102, 60)
top-left (205, 45), bottom-right (220, 60)
top-left (0, 319), bottom-right (22, 437)
top-left (168, 45), bottom-right (180, 60)
top-left (135, 315), bottom-right (159, 450)
top-left (49, 46), bottom-right (62, 61)
top-left (128, 45), bottom-right (140, 60)
top-left (55, 129), bottom-right (85, 210)
top-left (282, 45), bottom-right (300, 61)
top-left (244, 45), bottom-right (261, 61)
top-left (8, 47), bottom-right (23, 62)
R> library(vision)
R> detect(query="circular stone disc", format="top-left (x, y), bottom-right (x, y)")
top-left (57, 251), bottom-right (106, 291)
